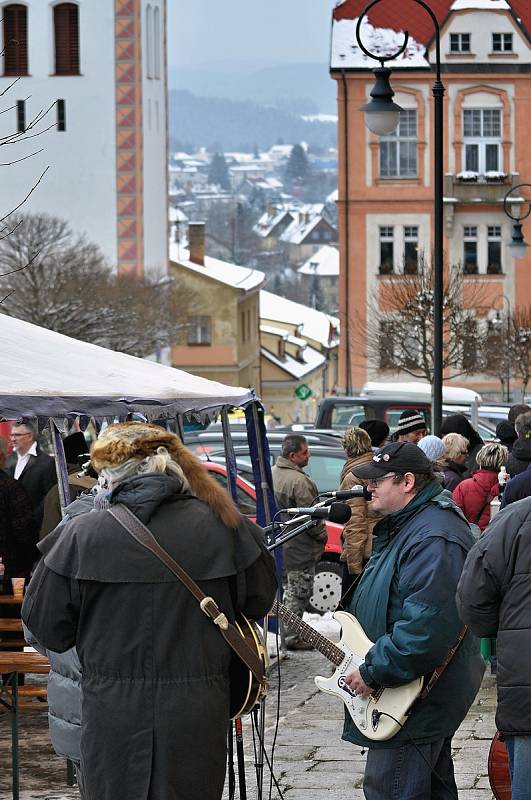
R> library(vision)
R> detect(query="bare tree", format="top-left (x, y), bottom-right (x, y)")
top-left (0, 213), bottom-right (198, 357)
top-left (483, 306), bottom-right (531, 400)
top-left (357, 255), bottom-right (488, 384)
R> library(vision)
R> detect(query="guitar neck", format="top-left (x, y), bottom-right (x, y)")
top-left (271, 600), bottom-right (344, 666)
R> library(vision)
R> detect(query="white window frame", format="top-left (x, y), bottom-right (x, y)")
top-left (379, 110), bottom-right (418, 179)
top-left (404, 225), bottom-right (419, 273)
top-left (492, 32), bottom-right (512, 52)
top-left (487, 225), bottom-right (502, 274)
top-left (449, 33), bottom-right (471, 53)
top-left (463, 225), bottom-right (478, 273)
top-left (379, 226), bottom-right (394, 273)
top-left (462, 108), bottom-right (503, 175)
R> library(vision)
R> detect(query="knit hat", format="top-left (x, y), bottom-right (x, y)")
top-left (359, 419), bottom-right (390, 448)
top-left (418, 435), bottom-right (446, 462)
top-left (91, 422), bottom-right (240, 528)
top-left (396, 409), bottom-right (426, 436)
top-left (352, 441), bottom-right (432, 480)
top-left (496, 420), bottom-right (517, 448)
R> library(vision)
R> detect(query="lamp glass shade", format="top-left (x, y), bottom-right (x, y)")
top-left (363, 109), bottom-right (400, 136)
top-left (509, 239), bottom-right (529, 260)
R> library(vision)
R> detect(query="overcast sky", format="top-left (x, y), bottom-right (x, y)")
top-left (167, 0), bottom-right (336, 67)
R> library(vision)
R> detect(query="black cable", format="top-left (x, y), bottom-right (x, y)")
top-left (251, 706), bottom-right (286, 800)
top-left (266, 620), bottom-right (283, 800)
top-left (373, 711), bottom-right (458, 800)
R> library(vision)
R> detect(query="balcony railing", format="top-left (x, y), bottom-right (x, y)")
top-left (444, 172), bottom-right (519, 204)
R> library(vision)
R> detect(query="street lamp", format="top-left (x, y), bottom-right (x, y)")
top-left (356, 0), bottom-right (445, 434)
top-left (503, 183), bottom-right (531, 260)
top-left (490, 295), bottom-right (512, 403)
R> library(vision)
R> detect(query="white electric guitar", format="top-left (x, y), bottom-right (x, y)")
top-left (272, 601), bottom-right (423, 741)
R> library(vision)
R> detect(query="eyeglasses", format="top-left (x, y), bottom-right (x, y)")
top-left (367, 473), bottom-right (397, 488)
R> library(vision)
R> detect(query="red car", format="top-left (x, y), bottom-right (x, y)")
top-left (203, 461), bottom-right (344, 614)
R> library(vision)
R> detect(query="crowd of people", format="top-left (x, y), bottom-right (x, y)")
top-left (1, 403), bottom-right (531, 799)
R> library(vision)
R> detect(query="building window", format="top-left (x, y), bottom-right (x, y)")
top-left (153, 6), bottom-right (161, 79)
top-left (404, 226), bottom-right (419, 274)
top-left (54, 3), bottom-right (80, 75)
top-left (463, 226), bottom-right (478, 273)
top-left (3, 4), bottom-right (28, 76)
top-left (492, 33), bottom-right (512, 52)
top-left (56, 99), bottom-right (66, 131)
top-left (187, 315), bottom-right (211, 345)
top-left (463, 108), bottom-right (502, 174)
top-left (450, 33), bottom-right (470, 52)
top-left (379, 110), bottom-right (418, 179)
top-left (16, 99), bottom-right (25, 132)
top-left (146, 5), bottom-right (153, 78)
top-left (487, 225), bottom-right (502, 274)
top-left (379, 226), bottom-right (394, 274)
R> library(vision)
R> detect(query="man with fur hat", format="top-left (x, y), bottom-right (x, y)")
top-left (22, 423), bottom-right (277, 800)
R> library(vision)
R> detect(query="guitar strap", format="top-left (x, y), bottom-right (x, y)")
top-left (108, 504), bottom-right (266, 687)
top-left (418, 624), bottom-right (468, 701)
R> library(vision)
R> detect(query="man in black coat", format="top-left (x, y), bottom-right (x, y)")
top-left (507, 411), bottom-right (531, 477)
top-left (6, 418), bottom-right (56, 529)
top-left (456, 497), bottom-right (531, 799)
top-left (0, 448), bottom-right (38, 589)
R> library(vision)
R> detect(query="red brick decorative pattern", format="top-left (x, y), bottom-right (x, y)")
top-left (115, 0), bottom-right (144, 276)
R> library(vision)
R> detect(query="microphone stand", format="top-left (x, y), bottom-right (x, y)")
top-left (266, 517), bottom-right (319, 552)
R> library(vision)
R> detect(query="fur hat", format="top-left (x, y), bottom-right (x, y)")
top-left (341, 426), bottom-right (372, 458)
top-left (396, 409), bottom-right (426, 436)
top-left (91, 422), bottom-right (241, 529)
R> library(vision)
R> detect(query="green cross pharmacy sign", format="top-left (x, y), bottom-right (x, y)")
top-left (294, 383), bottom-right (312, 401)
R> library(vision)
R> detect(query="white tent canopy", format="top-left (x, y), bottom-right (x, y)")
top-left (0, 315), bottom-right (256, 421)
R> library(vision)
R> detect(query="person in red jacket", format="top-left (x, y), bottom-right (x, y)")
top-left (452, 443), bottom-right (508, 533)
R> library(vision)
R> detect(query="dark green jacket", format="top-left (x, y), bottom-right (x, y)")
top-left (343, 485), bottom-right (485, 748)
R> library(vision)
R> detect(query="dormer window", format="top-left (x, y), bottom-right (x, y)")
top-left (492, 33), bottom-right (512, 52)
top-left (450, 33), bottom-right (470, 53)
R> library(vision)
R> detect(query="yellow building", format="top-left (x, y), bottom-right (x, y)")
top-left (169, 223), bottom-right (265, 391)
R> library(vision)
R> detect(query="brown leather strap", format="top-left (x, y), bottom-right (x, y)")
top-left (419, 624), bottom-right (468, 701)
top-left (108, 504), bottom-right (265, 683)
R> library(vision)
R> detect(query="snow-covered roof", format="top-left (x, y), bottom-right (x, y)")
top-left (326, 189), bottom-right (339, 204)
top-left (0, 315), bottom-right (257, 421)
top-left (169, 206), bottom-right (188, 222)
top-left (260, 290), bottom-right (339, 350)
top-left (253, 207), bottom-right (293, 238)
top-left (169, 243), bottom-right (265, 293)
top-left (331, 16), bottom-right (429, 70)
top-left (280, 208), bottom-right (334, 246)
top-left (451, 0), bottom-right (509, 8)
top-left (261, 344), bottom-right (326, 380)
top-left (298, 245), bottom-right (340, 277)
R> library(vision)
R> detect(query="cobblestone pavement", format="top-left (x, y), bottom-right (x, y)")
top-left (0, 646), bottom-right (498, 800)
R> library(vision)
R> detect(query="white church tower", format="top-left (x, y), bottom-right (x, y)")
top-left (0, 1), bottom-right (168, 277)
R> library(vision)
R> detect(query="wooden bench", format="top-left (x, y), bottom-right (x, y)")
top-left (0, 649), bottom-right (51, 800)
top-left (0, 618), bottom-right (26, 649)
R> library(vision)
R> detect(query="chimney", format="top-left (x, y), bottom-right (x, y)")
top-left (188, 222), bottom-right (205, 265)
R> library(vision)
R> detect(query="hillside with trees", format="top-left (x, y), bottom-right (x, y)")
top-left (169, 90), bottom-right (337, 152)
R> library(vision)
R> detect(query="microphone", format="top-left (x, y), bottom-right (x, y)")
top-left (322, 485), bottom-right (373, 501)
top-left (284, 502), bottom-right (352, 524)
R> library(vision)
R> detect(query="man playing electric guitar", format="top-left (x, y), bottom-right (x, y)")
top-left (343, 442), bottom-right (485, 800)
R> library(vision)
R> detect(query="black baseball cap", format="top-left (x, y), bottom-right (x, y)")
top-left (352, 441), bottom-right (432, 480)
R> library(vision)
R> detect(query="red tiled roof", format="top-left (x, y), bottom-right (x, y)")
top-left (333, 0), bottom-right (531, 45)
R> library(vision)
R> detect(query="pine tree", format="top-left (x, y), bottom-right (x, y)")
top-left (285, 144), bottom-right (309, 182)
top-left (208, 152), bottom-right (230, 190)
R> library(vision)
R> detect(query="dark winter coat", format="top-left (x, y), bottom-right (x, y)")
top-left (0, 469), bottom-right (38, 586)
top-left (6, 447), bottom-right (57, 529)
top-left (443, 460), bottom-right (467, 493)
top-left (500, 462), bottom-right (531, 508)
top-left (22, 473), bottom-right (277, 800)
top-left (507, 436), bottom-right (531, 477)
top-left (452, 469), bottom-right (499, 533)
top-left (439, 415), bottom-right (483, 477)
top-left (343, 483), bottom-right (484, 749)
top-left (456, 497), bottom-right (531, 736)
top-left (271, 456), bottom-right (327, 571)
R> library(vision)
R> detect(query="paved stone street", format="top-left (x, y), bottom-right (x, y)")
top-left (1, 633), bottom-right (498, 800)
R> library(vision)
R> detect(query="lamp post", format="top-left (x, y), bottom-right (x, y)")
top-left (503, 183), bottom-right (531, 260)
top-left (356, 0), bottom-right (445, 434)
top-left (490, 294), bottom-right (512, 403)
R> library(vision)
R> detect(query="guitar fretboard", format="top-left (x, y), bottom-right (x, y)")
top-left (271, 600), bottom-right (344, 666)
